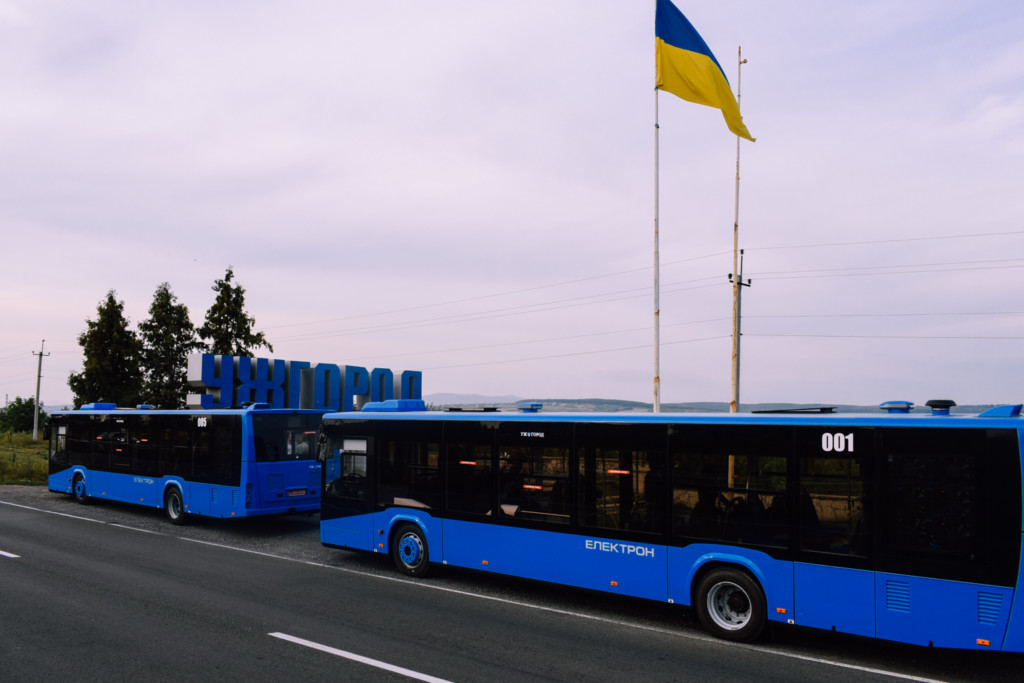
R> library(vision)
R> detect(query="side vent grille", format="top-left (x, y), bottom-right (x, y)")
top-left (978, 592), bottom-right (1003, 625)
top-left (885, 580), bottom-right (911, 613)
top-left (211, 488), bottom-right (218, 504)
top-left (231, 489), bottom-right (239, 506)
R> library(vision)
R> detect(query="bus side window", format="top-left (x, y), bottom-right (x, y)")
top-left (447, 443), bottom-right (492, 515)
top-left (378, 439), bottom-right (441, 510)
top-left (670, 424), bottom-right (790, 547)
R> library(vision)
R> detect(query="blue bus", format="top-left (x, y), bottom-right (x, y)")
top-left (318, 399), bottom-right (1024, 651)
top-left (49, 403), bottom-right (325, 524)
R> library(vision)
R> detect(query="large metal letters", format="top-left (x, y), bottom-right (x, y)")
top-left (186, 354), bottom-right (422, 411)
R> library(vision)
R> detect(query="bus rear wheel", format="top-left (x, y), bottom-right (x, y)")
top-left (72, 474), bottom-right (89, 503)
top-left (391, 524), bottom-right (430, 578)
top-left (164, 487), bottom-right (188, 525)
top-left (695, 567), bottom-right (766, 642)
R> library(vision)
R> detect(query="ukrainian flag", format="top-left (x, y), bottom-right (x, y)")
top-left (655, 0), bottom-right (754, 141)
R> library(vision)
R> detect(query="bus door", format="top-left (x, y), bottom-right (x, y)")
top-left (320, 433), bottom-right (373, 551)
top-left (793, 427), bottom-right (874, 638)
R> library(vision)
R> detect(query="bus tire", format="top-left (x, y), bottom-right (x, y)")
top-left (72, 474), bottom-right (89, 504)
top-left (391, 523), bottom-right (430, 578)
top-left (164, 487), bottom-right (188, 526)
top-left (695, 567), bottom-right (766, 642)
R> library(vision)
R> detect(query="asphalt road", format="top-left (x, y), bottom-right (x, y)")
top-left (0, 485), bottom-right (1020, 682)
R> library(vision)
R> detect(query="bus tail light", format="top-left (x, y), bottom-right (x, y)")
top-left (245, 483), bottom-right (252, 507)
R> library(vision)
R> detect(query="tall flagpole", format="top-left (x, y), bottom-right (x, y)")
top-left (729, 47), bottom-right (749, 413)
top-left (653, 86), bottom-right (661, 413)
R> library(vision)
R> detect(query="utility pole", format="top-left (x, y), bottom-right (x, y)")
top-left (32, 339), bottom-right (49, 442)
top-left (729, 252), bottom-right (751, 412)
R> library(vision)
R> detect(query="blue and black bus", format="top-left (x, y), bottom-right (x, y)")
top-left (318, 398), bottom-right (1024, 651)
top-left (49, 403), bottom-right (325, 524)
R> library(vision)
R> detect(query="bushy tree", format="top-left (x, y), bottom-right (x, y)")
top-left (198, 267), bottom-right (273, 356)
top-left (68, 290), bottom-right (143, 408)
top-left (0, 397), bottom-right (45, 433)
top-left (139, 283), bottom-right (204, 408)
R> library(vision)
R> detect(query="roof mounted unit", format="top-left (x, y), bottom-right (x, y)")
top-left (80, 402), bottom-right (117, 411)
top-left (880, 401), bottom-right (914, 414)
top-left (517, 402), bottom-right (543, 413)
top-left (925, 399), bottom-right (956, 416)
top-left (362, 399), bottom-right (427, 413)
top-left (979, 404), bottom-right (1023, 418)
top-left (752, 406), bottom-right (835, 414)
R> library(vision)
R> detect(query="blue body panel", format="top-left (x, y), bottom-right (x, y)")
top-left (49, 406), bottom-right (324, 520)
top-left (320, 405), bottom-right (1024, 651)
top-left (250, 460), bottom-right (322, 514)
top-left (876, 572), bottom-right (1015, 650)
top-left (795, 563), bottom-right (875, 637)
top-left (443, 519), bottom-right (666, 601)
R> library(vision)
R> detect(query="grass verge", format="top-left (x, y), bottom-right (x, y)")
top-left (0, 431), bottom-right (49, 485)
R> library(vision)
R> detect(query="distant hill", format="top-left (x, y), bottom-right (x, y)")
top-left (425, 393), bottom-right (523, 406)
top-left (424, 394), bottom-right (1004, 415)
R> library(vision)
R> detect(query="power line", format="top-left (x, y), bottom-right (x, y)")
top-left (747, 229), bottom-right (1024, 252)
top-left (748, 311), bottom-right (1024, 320)
top-left (416, 330), bottom-right (1021, 373)
top-left (420, 335), bottom-right (730, 371)
top-left (754, 263), bottom-right (1024, 282)
top-left (368, 317), bottom-right (733, 362)
top-left (748, 333), bottom-right (1024, 341)
top-left (267, 251), bottom-right (732, 334)
top-left (273, 276), bottom-right (724, 344)
top-left (260, 229), bottom-right (1022, 340)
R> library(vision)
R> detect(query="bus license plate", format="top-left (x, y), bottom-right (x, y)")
top-left (287, 489), bottom-right (306, 497)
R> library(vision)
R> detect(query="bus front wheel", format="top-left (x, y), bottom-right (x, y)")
top-left (72, 474), bottom-right (88, 503)
top-left (695, 567), bottom-right (766, 642)
top-left (391, 524), bottom-right (430, 578)
top-left (164, 488), bottom-right (188, 526)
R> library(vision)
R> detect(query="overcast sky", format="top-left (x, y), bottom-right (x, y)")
top-left (2, 1), bottom-right (1022, 410)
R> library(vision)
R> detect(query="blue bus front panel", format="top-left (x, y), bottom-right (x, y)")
top-left (1003, 548), bottom-right (1024, 653)
top-left (48, 468), bottom-right (72, 494)
top-left (321, 509), bottom-right (375, 552)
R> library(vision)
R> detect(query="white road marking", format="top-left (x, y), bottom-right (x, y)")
top-left (269, 632), bottom-right (452, 683)
top-left (0, 498), bottom-right (949, 682)
top-left (0, 500), bottom-right (164, 535)
top-left (0, 549), bottom-right (20, 558)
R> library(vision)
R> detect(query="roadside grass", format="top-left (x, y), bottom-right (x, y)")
top-left (0, 431), bottom-right (48, 485)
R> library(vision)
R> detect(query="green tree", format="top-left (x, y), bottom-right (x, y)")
top-left (68, 290), bottom-right (143, 408)
top-left (139, 282), bottom-right (204, 408)
top-left (0, 397), bottom-right (45, 433)
top-left (198, 267), bottom-right (273, 356)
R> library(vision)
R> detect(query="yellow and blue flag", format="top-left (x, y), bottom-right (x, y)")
top-left (655, 0), bottom-right (754, 141)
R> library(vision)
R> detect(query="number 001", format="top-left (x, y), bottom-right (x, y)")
top-left (821, 432), bottom-right (854, 453)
